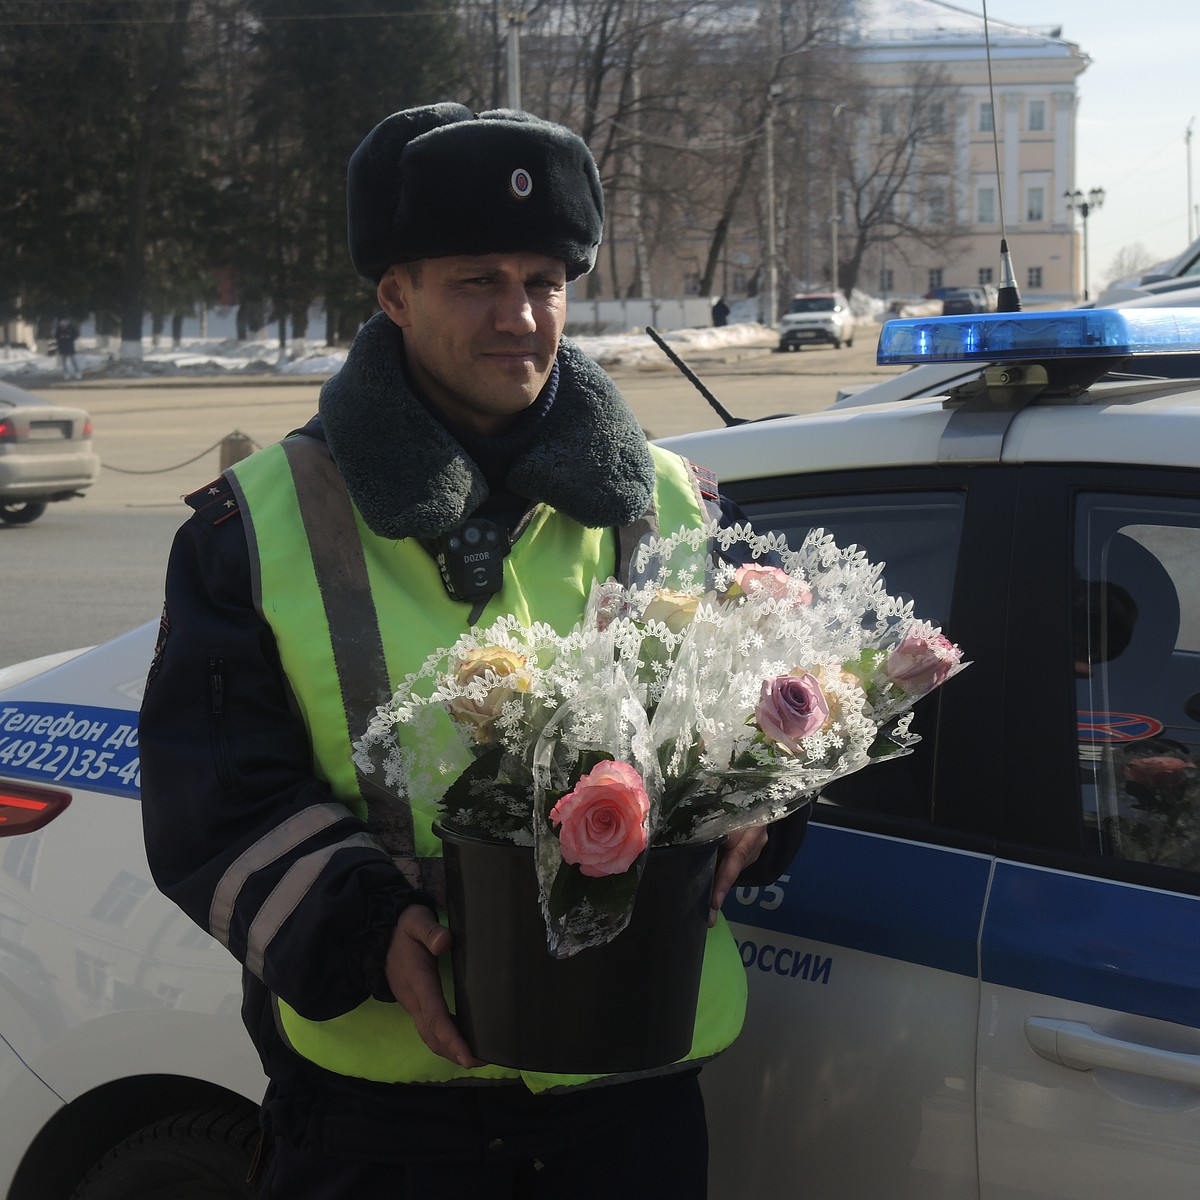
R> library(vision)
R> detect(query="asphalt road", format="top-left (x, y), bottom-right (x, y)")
top-left (2, 329), bottom-right (902, 668)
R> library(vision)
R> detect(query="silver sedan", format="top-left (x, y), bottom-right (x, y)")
top-left (0, 380), bottom-right (99, 524)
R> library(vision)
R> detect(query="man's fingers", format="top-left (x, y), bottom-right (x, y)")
top-left (386, 907), bottom-right (484, 1069)
top-left (708, 826), bottom-right (769, 926)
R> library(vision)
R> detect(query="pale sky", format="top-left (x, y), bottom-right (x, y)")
top-left (966, 0), bottom-right (1200, 280)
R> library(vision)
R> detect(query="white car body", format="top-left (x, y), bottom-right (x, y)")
top-left (4, 308), bottom-right (1200, 1198)
top-left (777, 292), bottom-right (855, 351)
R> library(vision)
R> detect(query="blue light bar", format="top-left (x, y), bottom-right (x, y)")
top-left (877, 308), bottom-right (1200, 365)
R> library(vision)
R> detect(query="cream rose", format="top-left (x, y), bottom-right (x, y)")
top-left (550, 760), bottom-right (650, 877)
top-left (447, 646), bottom-right (531, 741)
top-left (641, 589), bottom-right (700, 634)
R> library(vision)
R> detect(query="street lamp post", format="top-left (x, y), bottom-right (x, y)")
top-left (764, 86), bottom-right (781, 328)
top-left (763, 84), bottom-right (788, 328)
top-left (1064, 186), bottom-right (1105, 301)
top-left (830, 104), bottom-right (844, 292)
top-left (504, 10), bottom-right (526, 109)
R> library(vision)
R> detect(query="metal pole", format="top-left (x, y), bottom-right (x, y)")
top-left (765, 91), bottom-right (778, 328)
top-left (1082, 208), bottom-right (1091, 302)
top-left (830, 104), bottom-right (844, 291)
top-left (505, 12), bottom-right (523, 110)
top-left (1188, 118), bottom-right (1195, 244)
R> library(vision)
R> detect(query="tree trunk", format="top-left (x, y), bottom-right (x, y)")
top-left (119, 0), bottom-right (192, 359)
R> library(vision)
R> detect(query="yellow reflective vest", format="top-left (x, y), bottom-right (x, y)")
top-left (227, 435), bottom-right (747, 1091)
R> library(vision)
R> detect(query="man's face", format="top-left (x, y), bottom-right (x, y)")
top-left (378, 252), bottom-right (568, 436)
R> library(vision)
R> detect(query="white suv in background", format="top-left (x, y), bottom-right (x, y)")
top-left (776, 291), bottom-right (855, 351)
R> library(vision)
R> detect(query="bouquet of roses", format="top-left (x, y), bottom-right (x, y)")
top-left (353, 521), bottom-right (964, 957)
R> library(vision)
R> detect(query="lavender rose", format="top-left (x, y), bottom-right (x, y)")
top-left (755, 671), bottom-right (831, 753)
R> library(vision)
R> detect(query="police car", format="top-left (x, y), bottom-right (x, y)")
top-left (3, 308), bottom-right (1200, 1199)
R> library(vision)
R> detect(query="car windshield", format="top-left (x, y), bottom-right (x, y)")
top-left (787, 297), bottom-right (835, 313)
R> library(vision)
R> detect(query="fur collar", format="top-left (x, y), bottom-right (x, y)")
top-left (318, 312), bottom-right (656, 540)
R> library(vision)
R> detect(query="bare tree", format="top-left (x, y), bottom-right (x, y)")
top-left (1104, 242), bottom-right (1159, 288)
top-left (834, 62), bottom-right (969, 295)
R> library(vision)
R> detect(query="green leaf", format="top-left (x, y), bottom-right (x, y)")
top-left (546, 859), bottom-right (641, 919)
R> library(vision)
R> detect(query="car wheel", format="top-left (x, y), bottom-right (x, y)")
top-left (0, 500), bottom-right (48, 524)
top-left (69, 1105), bottom-right (260, 1200)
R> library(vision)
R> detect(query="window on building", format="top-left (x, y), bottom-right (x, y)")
top-left (929, 101), bottom-right (946, 135)
top-left (880, 103), bottom-right (897, 135)
top-left (978, 267), bottom-right (994, 285)
top-left (1027, 186), bottom-right (1045, 222)
top-left (76, 950), bottom-right (111, 1006)
top-left (927, 187), bottom-right (946, 225)
top-left (2, 837), bottom-right (37, 889)
top-left (1028, 266), bottom-right (1043, 289)
top-left (1028, 100), bottom-right (1046, 131)
top-left (880, 267), bottom-right (894, 292)
top-left (89, 869), bottom-right (151, 927)
top-left (977, 187), bottom-right (996, 224)
top-left (979, 102), bottom-right (994, 133)
top-left (929, 268), bottom-right (944, 292)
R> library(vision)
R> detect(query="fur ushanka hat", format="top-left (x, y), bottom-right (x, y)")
top-left (347, 102), bottom-right (605, 282)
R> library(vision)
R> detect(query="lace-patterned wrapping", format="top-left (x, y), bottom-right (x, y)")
top-left (353, 522), bottom-right (964, 956)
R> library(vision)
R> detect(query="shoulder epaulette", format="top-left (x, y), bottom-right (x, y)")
top-left (687, 459), bottom-right (720, 503)
top-left (184, 474), bottom-right (241, 526)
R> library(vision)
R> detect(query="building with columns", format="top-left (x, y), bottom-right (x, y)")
top-left (851, 0), bottom-right (1092, 304)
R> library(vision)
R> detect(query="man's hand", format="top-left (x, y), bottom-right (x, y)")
top-left (708, 825), bottom-right (768, 927)
top-left (384, 905), bottom-right (484, 1068)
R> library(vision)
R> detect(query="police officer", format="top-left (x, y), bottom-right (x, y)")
top-left (139, 103), bottom-right (805, 1199)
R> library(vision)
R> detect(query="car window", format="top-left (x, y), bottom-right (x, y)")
top-left (1075, 497), bottom-right (1200, 872)
top-left (740, 491), bottom-right (965, 820)
top-left (787, 298), bottom-right (835, 313)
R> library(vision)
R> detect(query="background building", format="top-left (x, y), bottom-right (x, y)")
top-left (849, 0), bottom-right (1092, 305)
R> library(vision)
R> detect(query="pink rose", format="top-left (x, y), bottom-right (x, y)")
top-left (885, 629), bottom-right (961, 696)
top-left (730, 564), bottom-right (811, 606)
top-left (755, 672), bottom-right (830, 753)
top-left (1123, 755), bottom-right (1190, 790)
top-left (550, 760), bottom-right (650, 877)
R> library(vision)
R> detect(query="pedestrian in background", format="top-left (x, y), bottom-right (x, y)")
top-left (54, 317), bottom-right (80, 378)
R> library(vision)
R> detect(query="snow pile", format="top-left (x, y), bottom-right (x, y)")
top-left (0, 322), bottom-right (779, 383)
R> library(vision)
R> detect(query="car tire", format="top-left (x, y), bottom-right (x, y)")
top-left (69, 1105), bottom-right (260, 1200)
top-left (0, 500), bottom-right (48, 524)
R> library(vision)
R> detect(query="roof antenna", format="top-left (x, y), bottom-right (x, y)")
top-left (982, 0), bottom-right (1021, 312)
top-left (644, 326), bottom-right (746, 426)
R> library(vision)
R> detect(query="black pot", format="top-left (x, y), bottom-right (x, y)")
top-left (436, 824), bottom-right (717, 1074)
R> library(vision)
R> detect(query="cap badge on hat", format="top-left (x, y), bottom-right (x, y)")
top-left (509, 168), bottom-right (533, 200)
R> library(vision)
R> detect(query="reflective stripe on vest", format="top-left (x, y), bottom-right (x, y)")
top-left (227, 438), bottom-right (747, 1090)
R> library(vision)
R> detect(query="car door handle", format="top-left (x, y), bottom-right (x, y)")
top-left (1025, 1017), bottom-right (1200, 1087)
